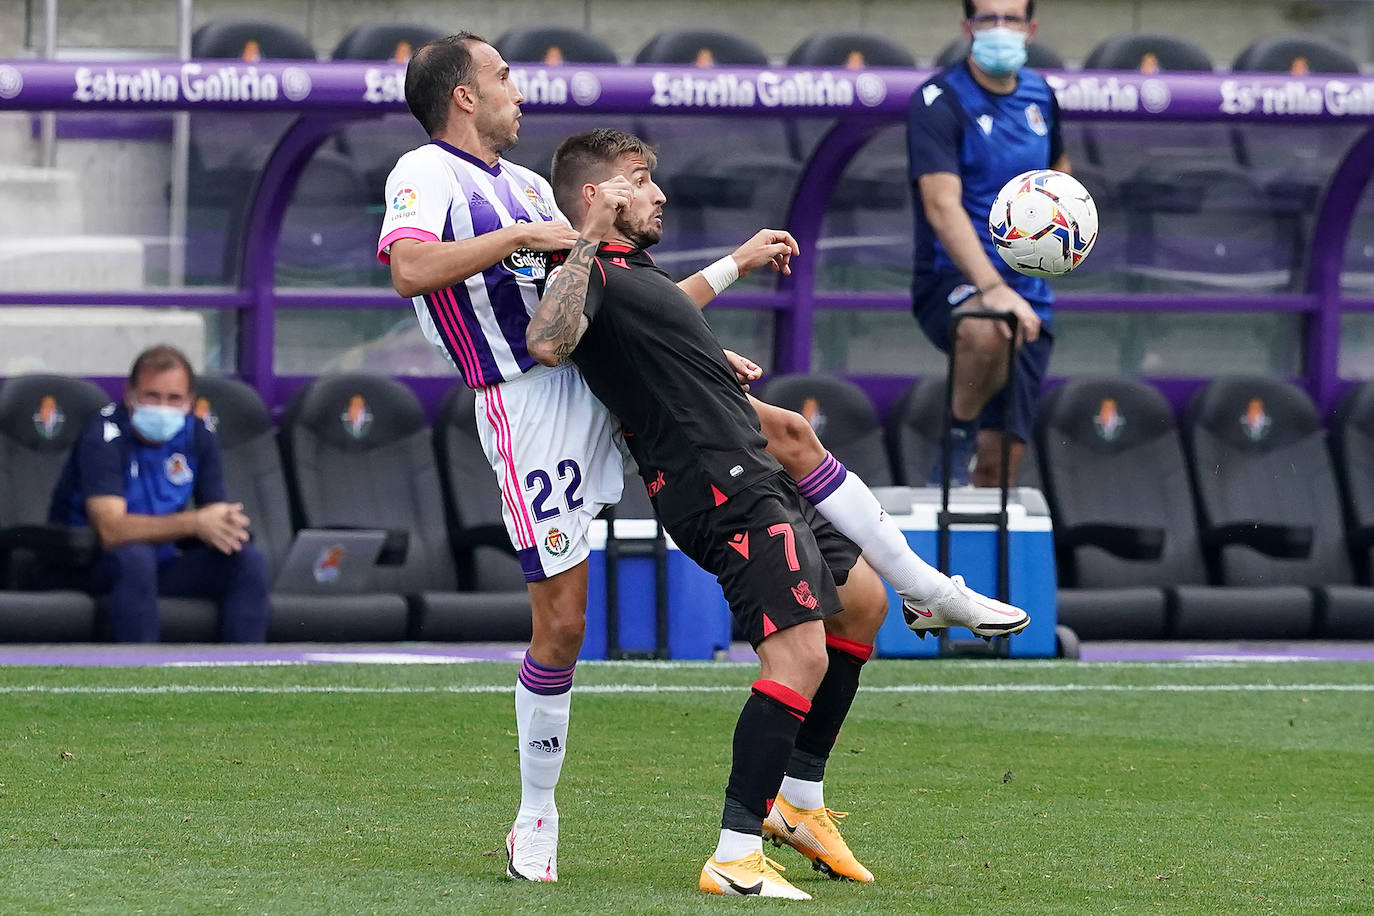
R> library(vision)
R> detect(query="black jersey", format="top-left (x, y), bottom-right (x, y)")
top-left (566, 243), bottom-right (783, 525)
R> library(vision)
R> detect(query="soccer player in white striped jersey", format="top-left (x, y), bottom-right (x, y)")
top-left (380, 33), bottom-right (1027, 887)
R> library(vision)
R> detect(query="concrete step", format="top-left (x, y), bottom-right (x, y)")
top-left (0, 165), bottom-right (83, 237)
top-left (0, 305), bottom-right (204, 376)
top-left (0, 235), bottom-right (143, 288)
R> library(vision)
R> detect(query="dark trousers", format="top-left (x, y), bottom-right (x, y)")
top-left (92, 543), bottom-right (271, 643)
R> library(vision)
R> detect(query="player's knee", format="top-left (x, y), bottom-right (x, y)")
top-left (831, 564), bottom-right (889, 642)
top-left (766, 409), bottom-right (826, 478)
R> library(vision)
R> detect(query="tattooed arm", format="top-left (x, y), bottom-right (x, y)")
top-left (527, 237), bottom-right (597, 366)
top-left (527, 175), bottom-right (632, 366)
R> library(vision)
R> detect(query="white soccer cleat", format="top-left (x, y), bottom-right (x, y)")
top-left (902, 575), bottom-right (1030, 640)
top-left (699, 851), bottom-right (811, 899)
top-left (506, 808), bottom-right (558, 882)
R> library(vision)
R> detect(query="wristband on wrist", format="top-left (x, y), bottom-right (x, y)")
top-left (977, 280), bottom-right (1007, 294)
top-left (701, 256), bottom-right (740, 296)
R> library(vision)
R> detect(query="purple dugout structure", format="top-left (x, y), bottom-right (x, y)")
top-left (2, 61), bottom-right (1374, 415)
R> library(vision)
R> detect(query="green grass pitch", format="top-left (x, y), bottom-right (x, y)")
top-left (3, 659), bottom-right (1373, 913)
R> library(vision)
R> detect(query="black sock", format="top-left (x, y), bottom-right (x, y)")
top-left (785, 635), bottom-right (871, 784)
top-left (721, 679), bottom-right (811, 834)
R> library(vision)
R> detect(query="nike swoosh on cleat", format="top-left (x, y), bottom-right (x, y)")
top-left (777, 814), bottom-right (801, 834)
top-left (708, 865), bottom-right (763, 895)
top-left (908, 607), bottom-right (933, 617)
top-left (976, 599), bottom-right (1024, 618)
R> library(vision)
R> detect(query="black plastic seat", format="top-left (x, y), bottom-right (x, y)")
top-left (0, 375), bottom-right (106, 641)
top-left (757, 374), bottom-right (892, 486)
top-left (281, 375), bottom-right (531, 641)
top-left (1184, 376), bottom-right (1373, 637)
top-left (788, 32), bottom-right (914, 68)
top-left (1328, 381), bottom-right (1374, 636)
top-left (497, 26), bottom-right (618, 64)
top-left (194, 377), bottom-right (409, 641)
top-left (329, 24), bottom-right (444, 194)
top-left (1037, 377), bottom-right (1220, 638)
top-left (885, 377), bottom-right (945, 487)
top-left (186, 20), bottom-right (318, 284)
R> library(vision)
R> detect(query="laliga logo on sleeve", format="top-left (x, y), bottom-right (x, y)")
top-left (391, 187), bottom-right (418, 219)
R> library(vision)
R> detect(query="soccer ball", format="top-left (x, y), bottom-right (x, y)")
top-left (988, 169), bottom-right (1098, 277)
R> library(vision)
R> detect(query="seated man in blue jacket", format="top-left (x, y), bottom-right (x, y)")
top-left (48, 344), bottom-right (270, 642)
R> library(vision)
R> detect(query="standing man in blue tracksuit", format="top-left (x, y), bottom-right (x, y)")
top-left (907, 0), bottom-right (1069, 486)
top-left (48, 344), bottom-right (270, 642)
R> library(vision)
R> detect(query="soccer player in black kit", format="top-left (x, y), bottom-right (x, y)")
top-left (527, 129), bottom-right (875, 900)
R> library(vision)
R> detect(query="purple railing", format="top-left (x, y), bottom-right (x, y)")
top-left (3, 60), bottom-right (1374, 415)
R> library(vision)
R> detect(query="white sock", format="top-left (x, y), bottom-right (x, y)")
top-left (514, 656), bottom-right (574, 827)
top-left (798, 453), bottom-right (948, 601)
top-left (714, 828), bottom-right (762, 863)
top-left (779, 775), bottom-right (825, 811)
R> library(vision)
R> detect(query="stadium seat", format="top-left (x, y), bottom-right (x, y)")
top-left (885, 377), bottom-right (945, 487)
top-left (280, 374), bottom-right (531, 641)
top-left (1183, 376), bottom-right (1374, 637)
top-left (1230, 34), bottom-right (1364, 239)
top-left (496, 26), bottom-right (618, 64)
top-left (933, 37), bottom-right (1064, 70)
top-left (330, 24), bottom-right (442, 194)
top-left (1036, 377), bottom-right (1243, 639)
top-left (193, 377), bottom-right (409, 641)
top-left (1329, 381), bottom-right (1374, 636)
top-left (187, 20), bottom-right (319, 284)
top-left (0, 375), bottom-right (107, 641)
top-left (635, 29), bottom-right (769, 66)
top-left (787, 32), bottom-right (915, 68)
top-left (756, 374), bottom-right (893, 485)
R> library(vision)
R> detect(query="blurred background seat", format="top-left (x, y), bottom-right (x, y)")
top-left (195, 376), bottom-right (410, 641)
top-left (0, 375), bottom-right (107, 641)
top-left (756, 373), bottom-right (893, 485)
top-left (186, 20), bottom-right (318, 284)
top-left (280, 374), bottom-right (531, 641)
top-left (1183, 376), bottom-right (1374, 638)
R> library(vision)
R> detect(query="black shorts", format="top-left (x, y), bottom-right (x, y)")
top-left (666, 472), bottom-right (860, 648)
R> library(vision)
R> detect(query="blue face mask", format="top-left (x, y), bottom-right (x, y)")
top-left (971, 27), bottom-right (1028, 76)
top-left (130, 403), bottom-right (187, 443)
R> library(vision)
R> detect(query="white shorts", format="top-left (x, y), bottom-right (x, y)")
top-left (475, 362), bottom-right (626, 582)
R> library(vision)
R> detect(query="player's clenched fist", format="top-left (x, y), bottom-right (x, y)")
top-left (582, 176), bottom-right (634, 237)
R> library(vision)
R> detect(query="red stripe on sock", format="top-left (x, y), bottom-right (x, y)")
top-left (825, 633), bottom-right (874, 662)
top-left (752, 679), bottom-right (811, 719)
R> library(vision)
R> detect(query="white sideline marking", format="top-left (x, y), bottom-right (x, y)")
top-left (2, 683), bottom-right (1373, 696)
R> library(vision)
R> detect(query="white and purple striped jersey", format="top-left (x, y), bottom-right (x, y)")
top-left (377, 140), bottom-right (566, 389)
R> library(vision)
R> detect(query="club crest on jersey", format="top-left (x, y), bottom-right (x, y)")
top-left (342, 395), bottom-right (373, 439)
top-left (791, 580), bottom-right (819, 610)
top-left (164, 452), bottom-right (193, 486)
top-left (193, 396), bottom-right (217, 434)
top-left (1024, 103), bottom-right (1048, 136)
top-left (1240, 398), bottom-right (1272, 442)
top-left (32, 395), bottom-right (64, 439)
top-left (502, 246), bottom-right (548, 280)
top-left (1093, 398), bottom-right (1125, 442)
top-left (524, 187), bottom-right (553, 220)
top-left (313, 545), bottom-right (344, 584)
top-left (543, 527), bottom-right (570, 557)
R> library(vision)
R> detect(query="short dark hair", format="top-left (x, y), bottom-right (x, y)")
top-left (129, 344), bottom-right (196, 392)
top-left (404, 32), bottom-right (488, 136)
top-left (963, 0), bottom-right (1036, 20)
top-left (550, 129), bottom-right (658, 223)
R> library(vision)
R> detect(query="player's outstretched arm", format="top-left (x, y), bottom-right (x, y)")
top-left (678, 229), bottom-right (800, 307)
top-left (388, 221), bottom-right (580, 299)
